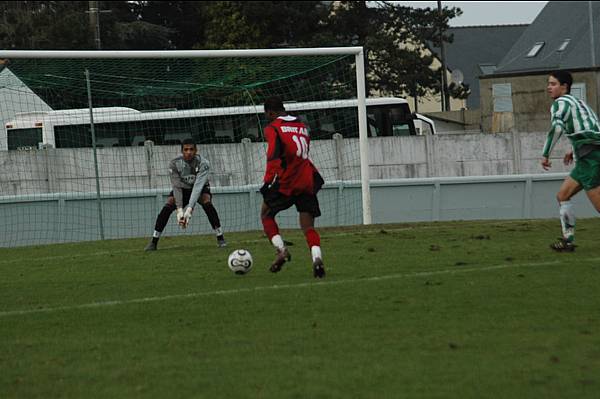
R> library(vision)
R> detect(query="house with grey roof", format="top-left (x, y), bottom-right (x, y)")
top-left (424, 24), bottom-right (527, 133)
top-left (440, 24), bottom-right (527, 110)
top-left (479, 1), bottom-right (600, 133)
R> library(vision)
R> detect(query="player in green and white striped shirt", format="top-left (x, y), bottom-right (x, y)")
top-left (541, 70), bottom-right (600, 252)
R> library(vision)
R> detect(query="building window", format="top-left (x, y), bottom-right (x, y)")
top-left (557, 39), bottom-right (571, 52)
top-left (493, 83), bottom-right (513, 112)
top-left (479, 64), bottom-right (497, 75)
top-left (571, 83), bottom-right (586, 102)
top-left (526, 42), bottom-right (545, 57)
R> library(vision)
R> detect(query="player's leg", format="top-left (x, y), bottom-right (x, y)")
top-left (260, 196), bottom-right (293, 273)
top-left (551, 176), bottom-right (582, 252)
top-left (297, 193), bottom-right (325, 278)
top-left (145, 195), bottom-right (177, 251)
top-left (586, 185), bottom-right (600, 212)
top-left (198, 184), bottom-right (226, 247)
top-left (583, 152), bottom-right (600, 213)
top-left (299, 212), bottom-right (325, 278)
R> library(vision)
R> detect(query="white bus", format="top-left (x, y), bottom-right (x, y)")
top-left (3, 97), bottom-right (435, 151)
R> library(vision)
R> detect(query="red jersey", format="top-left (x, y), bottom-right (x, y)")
top-left (263, 115), bottom-right (321, 196)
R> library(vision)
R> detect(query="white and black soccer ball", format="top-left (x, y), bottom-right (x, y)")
top-left (227, 249), bottom-right (253, 275)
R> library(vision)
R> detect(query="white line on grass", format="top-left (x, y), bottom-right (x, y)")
top-left (3, 257), bottom-right (595, 318)
top-left (0, 220), bottom-right (540, 265)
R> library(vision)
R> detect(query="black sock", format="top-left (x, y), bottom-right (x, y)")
top-left (201, 202), bottom-right (221, 230)
top-left (154, 204), bottom-right (175, 232)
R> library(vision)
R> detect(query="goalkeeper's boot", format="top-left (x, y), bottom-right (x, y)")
top-left (269, 247), bottom-right (291, 273)
top-left (550, 237), bottom-right (576, 252)
top-left (144, 241), bottom-right (157, 252)
top-left (313, 257), bottom-right (326, 279)
top-left (217, 235), bottom-right (227, 248)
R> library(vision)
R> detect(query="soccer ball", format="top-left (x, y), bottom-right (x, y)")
top-left (227, 249), bottom-right (253, 275)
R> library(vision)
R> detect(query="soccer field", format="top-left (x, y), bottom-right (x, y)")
top-left (1, 219), bottom-right (600, 398)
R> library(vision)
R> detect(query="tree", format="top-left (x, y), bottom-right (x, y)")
top-left (0, 1), bottom-right (468, 108)
top-left (306, 1), bottom-right (467, 106)
top-left (201, 1), bottom-right (329, 49)
top-left (0, 1), bottom-right (92, 49)
top-left (123, 1), bottom-right (208, 50)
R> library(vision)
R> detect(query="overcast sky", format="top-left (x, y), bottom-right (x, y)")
top-left (394, 1), bottom-right (548, 26)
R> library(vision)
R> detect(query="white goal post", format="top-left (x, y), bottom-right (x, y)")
top-left (0, 47), bottom-right (372, 225)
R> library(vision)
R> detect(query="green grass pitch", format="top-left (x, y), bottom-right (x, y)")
top-left (1, 219), bottom-right (600, 398)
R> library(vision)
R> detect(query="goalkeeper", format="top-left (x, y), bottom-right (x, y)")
top-left (541, 70), bottom-right (600, 252)
top-left (145, 138), bottom-right (226, 251)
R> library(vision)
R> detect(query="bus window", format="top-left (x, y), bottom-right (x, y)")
top-left (389, 105), bottom-right (414, 136)
top-left (367, 105), bottom-right (415, 137)
top-left (367, 111), bottom-right (381, 137)
top-left (7, 127), bottom-right (43, 150)
top-left (3, 98), bottom-right (430, 150)
top-left (238, 115), bottom-right (261, 142)
top-left (132, 135), bottom-right (146, 146)
top-left (332, 108), bottom-right (356, 138)
top-left (292, 110), bottom-right (333, 140)
top-left (55, 125), bottom-right (92, 148)
top-left (212, 117), bottom-right (234, 143)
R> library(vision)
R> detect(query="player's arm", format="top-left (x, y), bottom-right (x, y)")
top-left (541, 100), bottom-right (570, 169)
top-left (262, 125), bottom-right (283, 189)
top-left (187, 158), bottom-right (210, 210)
top-left (182, 158), bottom-right (210, 227)
top-left (168, 159), bottom-right (186, 225)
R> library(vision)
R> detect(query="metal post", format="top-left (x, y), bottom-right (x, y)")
top-left (85, 69), bottom-right (105, 240)
top-left (589, 1), bottom-right (600, 115)
top-left (438, 1), bottom-right (450, 111)
top-left (355, 49), bottom-right (372, 225)
top-left (144, 140), bottom-right (154, 188)
top-left (241, 137), bottom-right (252, 185)
top-left (88, 1), bottom-right (101, 50)
top-left (332, 133), bottom-right (345, 181)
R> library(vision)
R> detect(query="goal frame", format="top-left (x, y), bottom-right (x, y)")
top-left (0, 47), bottom-right (372, 224)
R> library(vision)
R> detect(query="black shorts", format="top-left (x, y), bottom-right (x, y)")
top-left (168, 183), bottom-right (211, 205)
top-left (262, 187), bottom-right (321, 218)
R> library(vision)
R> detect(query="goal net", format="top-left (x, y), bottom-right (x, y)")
top-left (0, 49), bottom-right (369, 247)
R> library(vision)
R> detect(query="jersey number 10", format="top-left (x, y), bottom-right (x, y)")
top-left (292, 135), bottom-right (309, 159)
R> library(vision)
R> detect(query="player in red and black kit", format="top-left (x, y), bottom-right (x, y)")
top-left (260, 97), bottom-right (326, 278)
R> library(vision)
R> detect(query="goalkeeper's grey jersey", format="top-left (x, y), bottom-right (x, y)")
top-left (169, 154), bottom-right (210, 209)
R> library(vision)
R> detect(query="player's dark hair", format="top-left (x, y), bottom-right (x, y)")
top-left (181, 138), bottom-right (196, 150)
top-left (550, 70), bottom-right (572, 93)
top-left (264, 97), bottom-right (286, 112)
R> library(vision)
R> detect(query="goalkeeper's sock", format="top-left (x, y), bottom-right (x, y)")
top-left (559, 201), bottom-right (575, 242)
top-left (152, 231), bottom-right (161, 244)
top-left (214, 227), bottom-right (223, 237)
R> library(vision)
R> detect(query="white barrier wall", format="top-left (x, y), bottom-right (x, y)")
top-left (0, 131), bottom-right (572, 197)
top-left (1, 174), bottom-right (597, 248)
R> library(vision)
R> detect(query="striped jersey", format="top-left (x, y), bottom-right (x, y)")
top-left (542, 94), bottom-right (600, 158)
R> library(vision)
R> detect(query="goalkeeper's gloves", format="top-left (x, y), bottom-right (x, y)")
top-left (176, 208), bottom-right (185, 228)
top-left (182, 206), bottom-right (194, 228)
